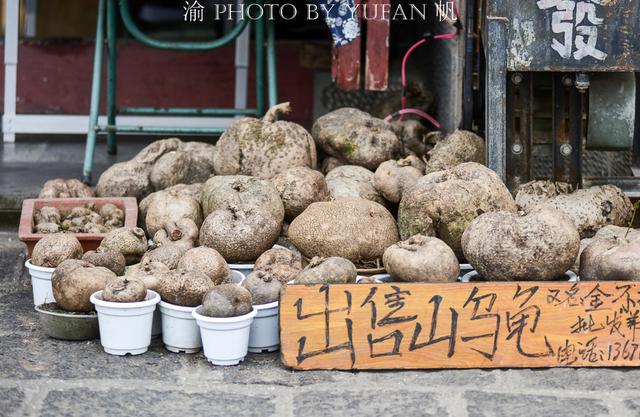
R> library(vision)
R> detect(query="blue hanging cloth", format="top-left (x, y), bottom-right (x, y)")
top-left (313, 0), bottom-right (361, 47)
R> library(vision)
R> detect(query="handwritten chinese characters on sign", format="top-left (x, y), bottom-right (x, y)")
top-left (280, 282), bottom-right (640, 369)
top-left (536, 0), bottom-right (607, 61)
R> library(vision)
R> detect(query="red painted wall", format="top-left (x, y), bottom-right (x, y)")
top-left (0, 40), bottom-right (315, 127)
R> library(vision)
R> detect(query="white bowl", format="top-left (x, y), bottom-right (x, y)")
top-left (90, 290), bottom-right (160, 356)
top-left (192, 306), bottom-right (257, 366)
top-left (25, 259), bottom-right (55, 305)
top-left (248, 301), bottom-right (279, 353)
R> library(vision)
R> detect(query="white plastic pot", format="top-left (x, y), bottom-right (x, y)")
top-left (230, 270), bottom-right (246, 285)
top-left (229, 244), bottom-right (285, 276)
top-left (25, 259), bottom-right (55, 305)
top-left (248, 301), bottom-right (279, 353)
top-left (159, 301), bottom-right (201, 353)
top-left (192, 306), bottom-right (257, 366)
top-left (90, 290), bottom-right (160, 356)
top-left (459, 263), bottom-right (474, 279)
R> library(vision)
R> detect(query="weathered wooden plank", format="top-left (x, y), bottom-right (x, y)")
top-left (364, 0), bottom-right (389, 91)
top-left (331, 0), bottom-right (361, 91)
top-left (281, 282), bottom-right (640, 370)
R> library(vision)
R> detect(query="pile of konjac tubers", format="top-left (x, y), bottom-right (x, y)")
top-left (35, 103), bottom-right (639, 316)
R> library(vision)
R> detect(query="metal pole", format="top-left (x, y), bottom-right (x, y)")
top-left (254, 1), bottom-right (265, 115)
top-left (83, 0), bottom-right (106, 184)
top-left (266, 17), bottom-right (278, 108)
top-left (106, 0), bottom-right (118, 154)
top-left (3, 0), bottom-right (20, 143)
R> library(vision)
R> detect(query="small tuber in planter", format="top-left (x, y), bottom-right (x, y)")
top-left (90, 278), bottom-right (159, 356)
top-left (193, 284), bottom-right (256, 365)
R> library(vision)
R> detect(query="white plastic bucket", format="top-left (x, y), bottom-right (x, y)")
top-left (248, 301), bottom-right (279, 353)
top-left (159, 301), bottom-right (201, 353)
top-left (230, 270), bottom-right (246, 285)
top-left (25, 259), bottom-right (55, 305)
top-left (192, 306), bottom-right (257, 366)
top-left (90, 290), bottom-right (160, 356)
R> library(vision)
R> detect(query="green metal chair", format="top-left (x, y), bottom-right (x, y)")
top-left (82, 0), bottom-right (278, 184)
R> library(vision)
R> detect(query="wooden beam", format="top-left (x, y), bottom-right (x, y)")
top-left (364, 0), bottom-right (389, 91)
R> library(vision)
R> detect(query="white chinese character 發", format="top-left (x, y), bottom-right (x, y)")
top-left (184, 0), bottom-right (205, 22)
top-left (537, 0), bottom-right (607, 61)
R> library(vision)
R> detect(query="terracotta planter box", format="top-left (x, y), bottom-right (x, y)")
top-left (19, 197), bottom-right (138, 256)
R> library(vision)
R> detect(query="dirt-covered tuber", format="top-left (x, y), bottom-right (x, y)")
top-left (201, 284), bottom-right (253, 317)
top-left (31, 233), bottom-right (83, 268)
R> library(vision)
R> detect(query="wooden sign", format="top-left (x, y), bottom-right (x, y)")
top-left (280, 282), bottom-right (640, 369)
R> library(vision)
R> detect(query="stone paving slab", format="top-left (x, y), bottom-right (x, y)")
top-left (2, 232), bottom-right (640, 416)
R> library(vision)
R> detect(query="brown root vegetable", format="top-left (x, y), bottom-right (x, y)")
top-left (98, 227), bottom-right (148, 265)
top-left (125, 259), bottom-right (171, 291)
top-left (383, 235), bottom-right (459, 282)
top-left (295, 257), bottom-right (357, 284)
top-left (52, 259), bottom-right (116, 312)
top-left (580, 238), bottom-right (640, 281)
top-left (35, 207), bottom-right (62, 224)
top-left (143, 219), bottom-right (199, 269)
top-left (138, 183), bottom-right (203, 231)
top-left (570, 238), bottom-right (593, 274)
top-left (373, 156), bottom-right (424, 204)
top-left (82, 250), bottom-right (126, 275)
top-left (200, 175), bottom-right (284, 220)
top-left (177, 247), bottom-right (230, 285)
top-left (35, 223), bottom-right (61, 234)
top-left (312, 108), bottom-right (400, 170)
top-left (199, 207), bottom-right (281, 262)
top-left (461, 206), bottom-right (580, 281)
top-left (242, 270), bottom-right (282, 304)
top-left (594, 225), bottom-right (640, 242)
top-left (288, 198), bottom-right (399, 265)
top-left (515, 180), bottom-right (574, 213)
top-left (253, 247), bottom-right (302, 283)
top-left (31, 233), bottom-right (83, 268)
top-left (102, 277), bottom-right (147, 302)
top-left (149, 150), bottom-right (189, 191)
top-left (320, 157), bottom-right (343, 175)
top-left (272, 166), bottom-right (331, 221)
top-left (201, 284), bottom-right (253, 317)
top-left (96, 160), bottom-right (151, 199)
top-left (213, 102), bottom-right (317, 179)
top-left (389, 119), bottom-right (430, 157)
top-left (398, 162), bottom-right (517, 258)
top-left (39, 178), bottom-right (95, 199)
top-left (83, 223), bottom-right (108, 234)
top-left (180, 141), bottom-right (216, 183)
top-left (325, 165), bottom-right (385, 205)
top-left (539, 185), bottom-right (634, 238)
top-left (144, 188), bottom-right (202, 237)
top-left (424, 130), bottom-right (485, 174)
top-left (157, 270), bottom-right (215, 307)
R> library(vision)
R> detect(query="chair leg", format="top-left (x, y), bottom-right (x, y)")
top-left (106, 0), bottom-right (117, 155)
top-left (83, 0), bottom-right (106, 185)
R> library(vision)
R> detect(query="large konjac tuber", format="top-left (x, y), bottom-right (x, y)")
top-left (539, 185), bottom-right (634, 238)
top-left (142, 219), bottom-right (199, 269)
top-left (253, 247), bottom-right (303, 283)
top-left (383, 234), bottom-right (459, 282)
top-left (52, 259), bottom-right (116, 311)
top-left (98, 227), bottom-right (148, 265)
top-left (156, 270), bottom-right (215, 307)
top-left (373, 156), bottom-right (425, 204)
top-left (31, 234), bottom-right (83, 268)
top-left (424, 130), bottom-right (485, 174)
top-left (398, 162), bottom-right (517, 258)
top-left (272, 166), bottom-right (331, 221)
top-left (242, 270), bottom-right (282, 304)
top-left (312, 108), bottom-right (400, 170)
top-left (39, 178), bottom-right (95, 199)
top-left (177, 246), bottom-right (230, 285)
top-left (82, 250), bottom-right (126, 276)
top-left (288, 198), bottom-right (399, 265)
top-left (294, 257), bottom-right (357, 284)
top-left (580, 229), bottom-right (640, 281)
top-left (213, 102), bottom-right (317, 179)
top-left (515, 180), bottom-right (573, 213)
top-left (143, 187), bottom-right (203, 237)
top-left (102, 277), bottom-right (147, 302)
top-left (462, 206), bottom-right (580, 281)
top-left (325, 165), bottom-right (385, 205)
top-left (201, 284), bottom-right (253, 317)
